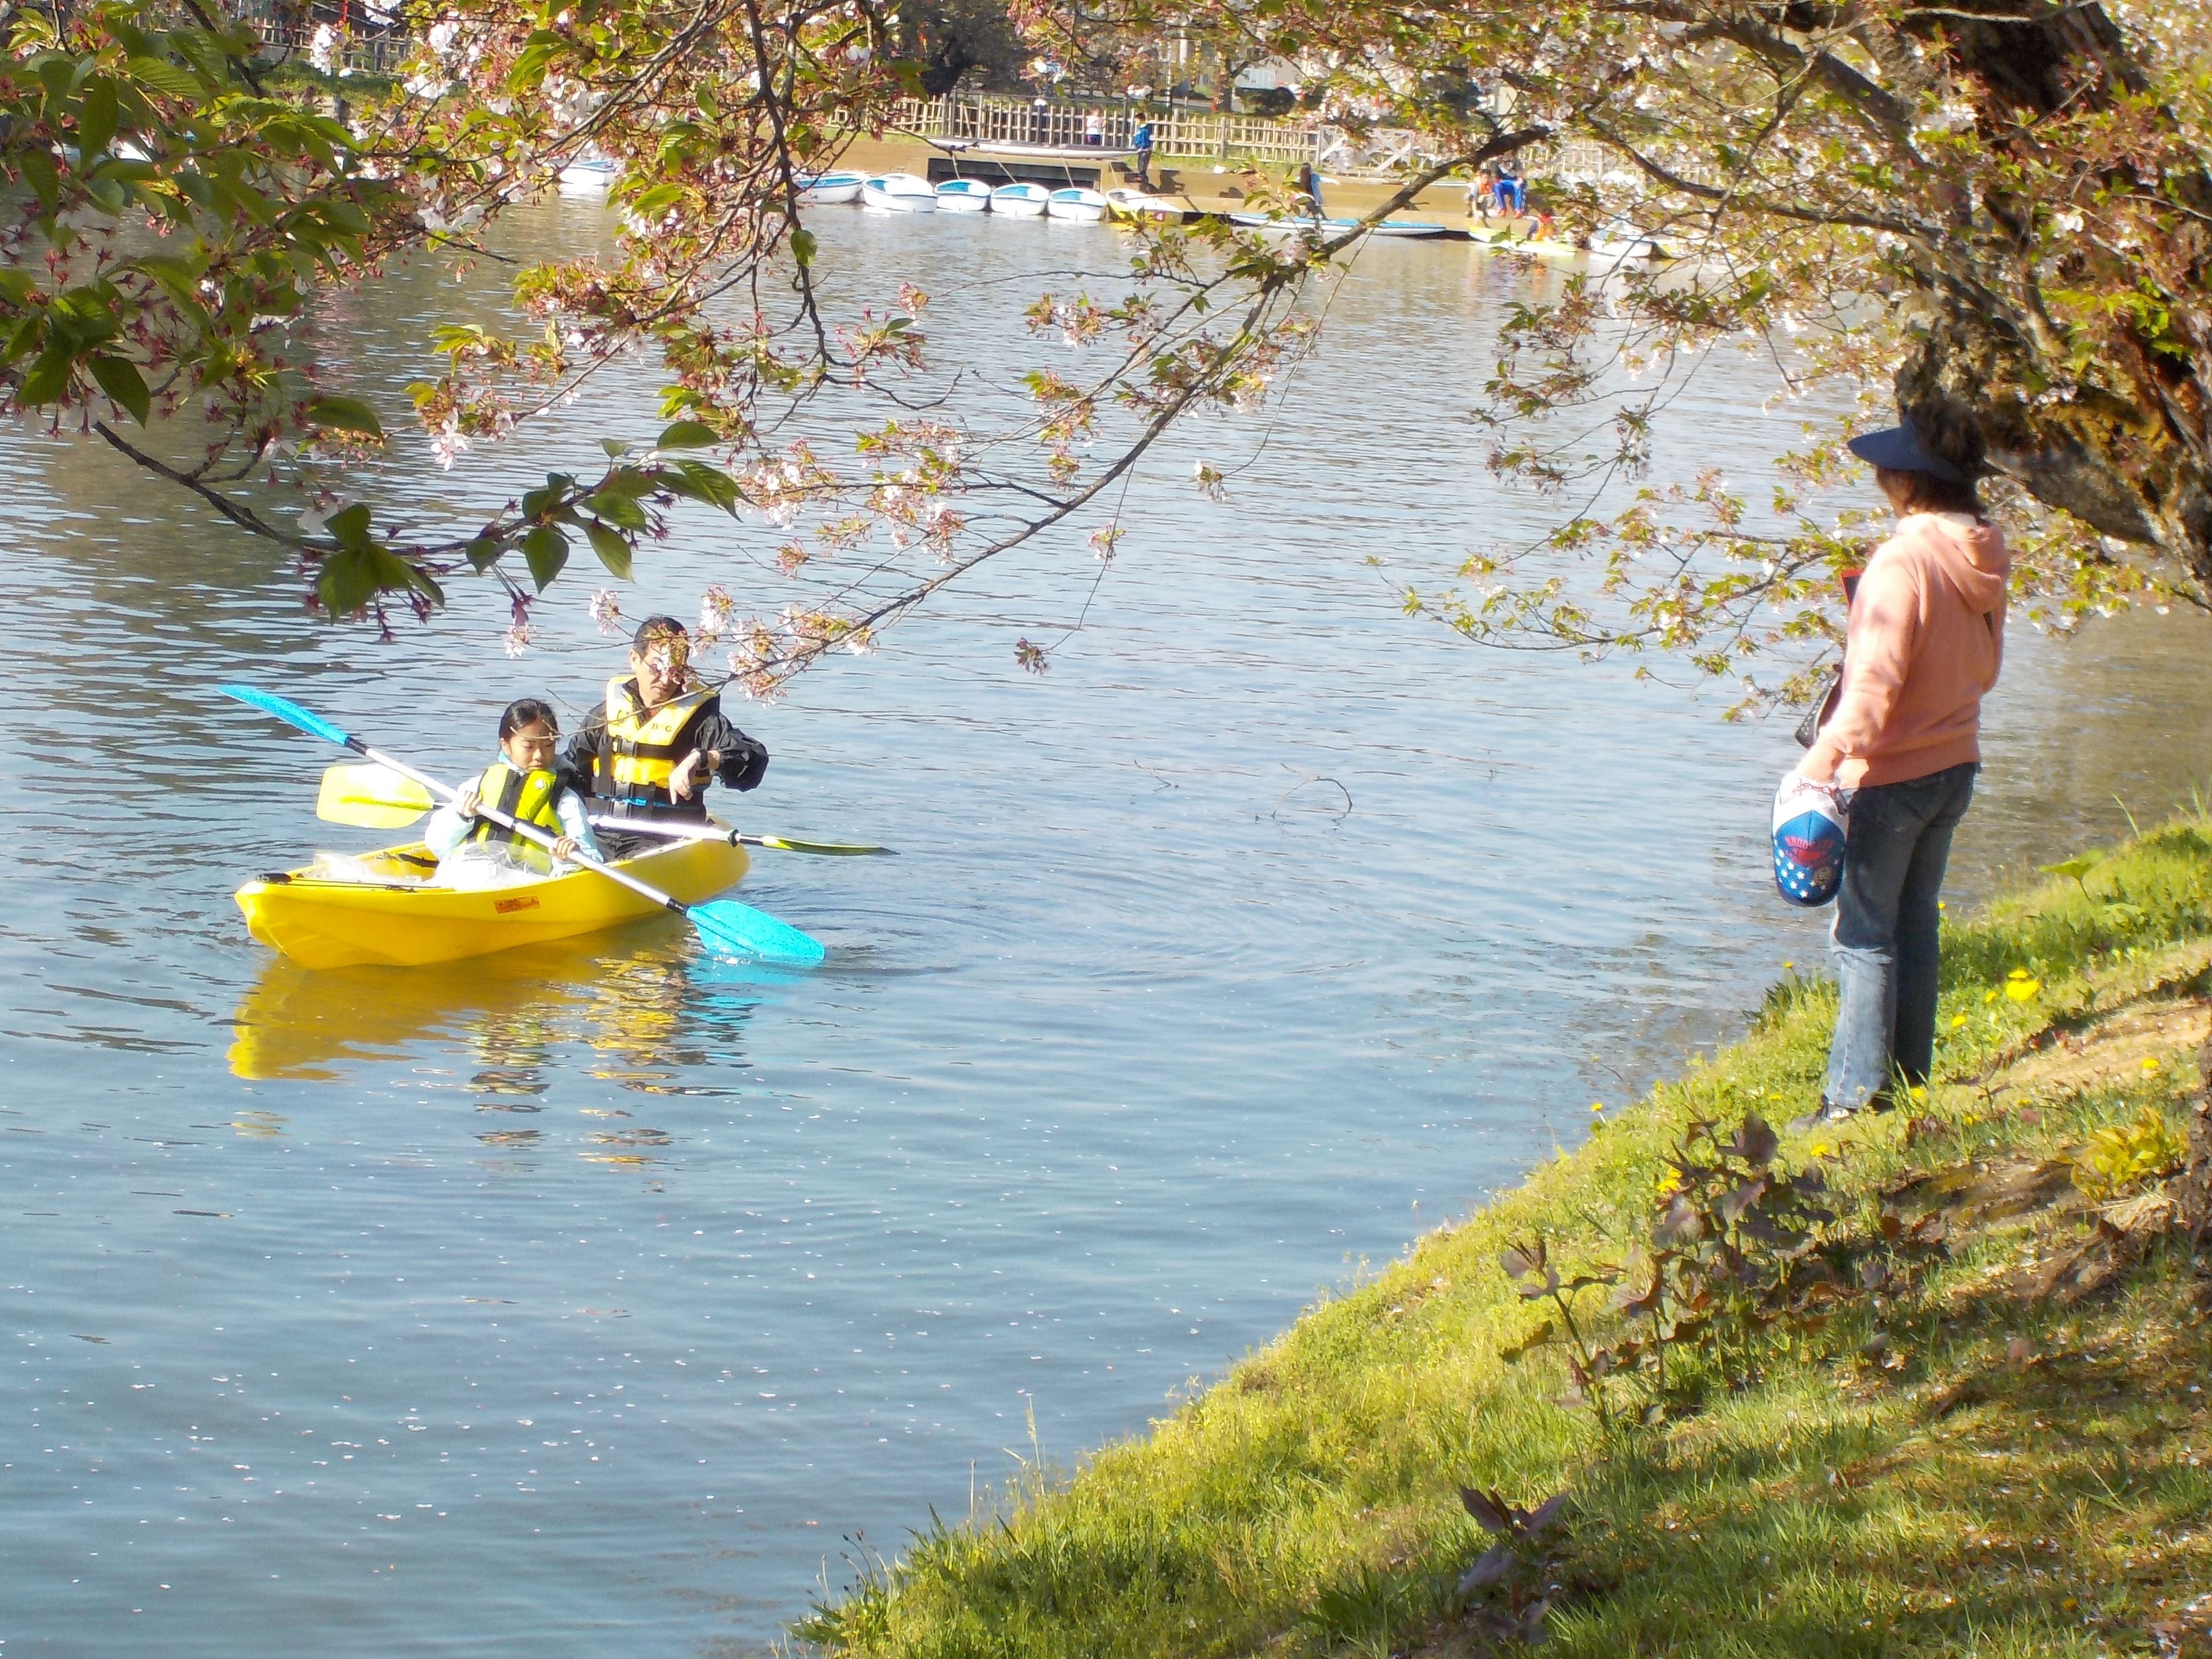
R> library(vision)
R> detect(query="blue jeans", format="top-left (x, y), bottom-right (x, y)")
top-left (1824, 761), bottom-right (1978, 1110)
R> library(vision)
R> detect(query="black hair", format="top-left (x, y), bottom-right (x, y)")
top-left (498, 697), bottom-right (560, 741)
top-left (632, 615), bottom-right (689, 650)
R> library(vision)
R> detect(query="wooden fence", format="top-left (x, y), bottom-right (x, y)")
top-left (887, 94), bottom-right (1645, 181)
top-left (891, 94), bottom-right (1328, 169)
top-left (233, 0), bottom-right (412, 77)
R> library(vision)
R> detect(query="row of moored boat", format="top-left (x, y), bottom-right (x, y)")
top-left (799, 171), bottom-right (1116, 220)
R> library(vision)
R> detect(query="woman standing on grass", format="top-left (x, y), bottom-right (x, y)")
top-left (1793, 414), bottom-right (2012, 1129)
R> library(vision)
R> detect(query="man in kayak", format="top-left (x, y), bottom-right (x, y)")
top-left (425, 697), bottom-right (603, 883)
top-left (564, 616), bottom-right (769, 858)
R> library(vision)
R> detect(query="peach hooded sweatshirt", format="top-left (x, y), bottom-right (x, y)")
top-left (1804, 512), bottom-right (2011, 789)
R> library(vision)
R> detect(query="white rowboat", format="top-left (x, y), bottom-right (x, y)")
top-left (1104, 188), bottom-right (1185, 222)
top-left (1228, 212), bottom-right (1451, 239)
top-left (934, 178), bottom-right (993, 213)
top-left (990, 182), bottom-right (1050, 217)
top-left (1046, 187), bottom-right (1108, 222)
top-left (860, 173), bottom-right (936, 212)
top-left (798, 171), bottom-right (864, 205)
top-left (558, 153), bottom-right (619, 191)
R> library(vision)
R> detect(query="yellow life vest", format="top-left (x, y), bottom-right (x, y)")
top-left (468, 761), bottom-right (568, 847)
top-left (598, 675), bottom-right (715, 809)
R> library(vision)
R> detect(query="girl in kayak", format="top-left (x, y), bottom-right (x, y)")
top-left (425, 697), bottom-right (604, 884)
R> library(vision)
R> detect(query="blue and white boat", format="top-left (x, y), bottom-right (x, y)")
top-left (933, 178), bottom-right (993, 214)
top-left (558, 152), bottom-right (619, 191)
top-left (798, 170), bottom-right (864, 205)
top-left (860, 173), bottom-right (935, 212)
top-left (1228, 211), bottom-right (1451, 239)
top-left (1045, 186), bottom-right (1108, 222)
top-left (990, 181), bottom-right (1050, 217)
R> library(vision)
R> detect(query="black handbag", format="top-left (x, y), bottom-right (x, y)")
top-left (1794, 666), bottom-right (1843, 749)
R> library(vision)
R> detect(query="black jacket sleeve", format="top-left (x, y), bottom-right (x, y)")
top-left (560, 703), bottom-right (611, 798)
top-left (691, 700), bottom-right (768, 792)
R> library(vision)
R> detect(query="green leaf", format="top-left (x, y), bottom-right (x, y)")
top-left (1, 315), bottom-right (43, 365)
top-left (507, 30), bottom-right (563, 90)
top-left (0, 269), bottom-right (38, 305)
top-left (16, 347), bottom-right (74, 406)
top-left (656, 420), bottom-right (718, 450)
top-left (791, 227), bottom-right (817, 267)
top-left (662, 458), bottom-right (741, 514)
top-left (2039, 850), bottom-right (2107, 883)
top-left (77, 76), bottom-right (119, 159)
top-left (464, 534), bottom-right (504, 572)
top-left (600, 438), bottom-right (634, 459)
top-left (316, 547), bottom-right (378, 616)
top-left (132, 254), bottom-right (205, 311)
top-left (521, 523), bottom-right (569, 590)
top-left (125, 55), bottom-right (202, 99)
top-left (586, 488), bottom-right (650, 531)
top-left (304, 395), bottom-right (384, 439)
top-left (627, 181), bottom-right (685, 220)
top-left (584, 520), bottom-right (633, 580)
top-left (87, 353), bottom-right (149, 422)
top-left (323, 503), bottom-right (373, 550)
top-left (19, 147), bottom-right (59, 214)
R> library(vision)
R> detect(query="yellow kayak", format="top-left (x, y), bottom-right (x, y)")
top-left (234, 832), bottom-right (749, 970)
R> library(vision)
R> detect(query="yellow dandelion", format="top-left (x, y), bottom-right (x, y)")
top-left (2142, 1057), bottom-right (2160, 1075)
top-left (1983, 990), bottom-right (1999, 1004)
top-left (1809, 1140), bottom-right (1835, 1158)
top-left (1909, 1085), bottom-right (1927, 1102)
top-left (1782, 961), bottom-right (1794, 970)
top-left (1951, 1013), bottom-right (1969, 1029)
top-left (1655, 1167), bottom-right (1685, 1197)
top-left (2005, 974), bottom-right (2041, 1002)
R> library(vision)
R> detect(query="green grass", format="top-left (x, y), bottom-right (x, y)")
top-left (799, 816), bottom-right (2212, 1658)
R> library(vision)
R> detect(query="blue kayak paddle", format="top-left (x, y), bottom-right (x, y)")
top-left (218, 684), bottom-right (826, 968)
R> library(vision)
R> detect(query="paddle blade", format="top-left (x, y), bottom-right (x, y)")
top-left (219, 684), bottom-right (353, 748)
top-left (688, 899), bottom-right (826, 967)
top-left (755, 835), bottom-right (893, 857)
top-left (316, 763), bottom-right (434, 828)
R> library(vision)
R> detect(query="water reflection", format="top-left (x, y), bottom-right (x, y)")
top-left (228, 928), bottom-right (760, 1109)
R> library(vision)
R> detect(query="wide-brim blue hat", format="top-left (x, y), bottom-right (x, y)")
top-left (1847, 415), bottom-right (1966, 483)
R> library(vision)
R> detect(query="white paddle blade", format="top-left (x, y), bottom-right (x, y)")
top-left (316, 763), bottom-right (436, 828)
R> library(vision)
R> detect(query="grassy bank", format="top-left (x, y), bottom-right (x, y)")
top-left (800, 813), bottom-right (2212, 1658)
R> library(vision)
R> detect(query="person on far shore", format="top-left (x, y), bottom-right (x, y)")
top-left (564, 616), bottom-right (769, 860)
top-left (1791, 414), bottom-right (2010, 1130)
top-left (1132, 116), bottom-right (1154, 186)
top-left (1084, 109), bottom-right (1103, 146)
top-left (1295, 159), bottom-right (1323, 215)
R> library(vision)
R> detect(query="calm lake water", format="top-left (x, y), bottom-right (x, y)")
top-left (4, 201), bottom-right (2209, 1656)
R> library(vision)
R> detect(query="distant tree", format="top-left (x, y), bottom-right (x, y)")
top-left (895, 0), bottom-right (1028, 95)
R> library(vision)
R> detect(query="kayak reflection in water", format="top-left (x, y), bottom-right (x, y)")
top-left (564, 616), bottom-right (769, 859)
top-left (424, 696), bottom-right (604, 888)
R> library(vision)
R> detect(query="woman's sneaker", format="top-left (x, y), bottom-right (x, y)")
top-left (1789, 1099), bottom-right (1856, 1133)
